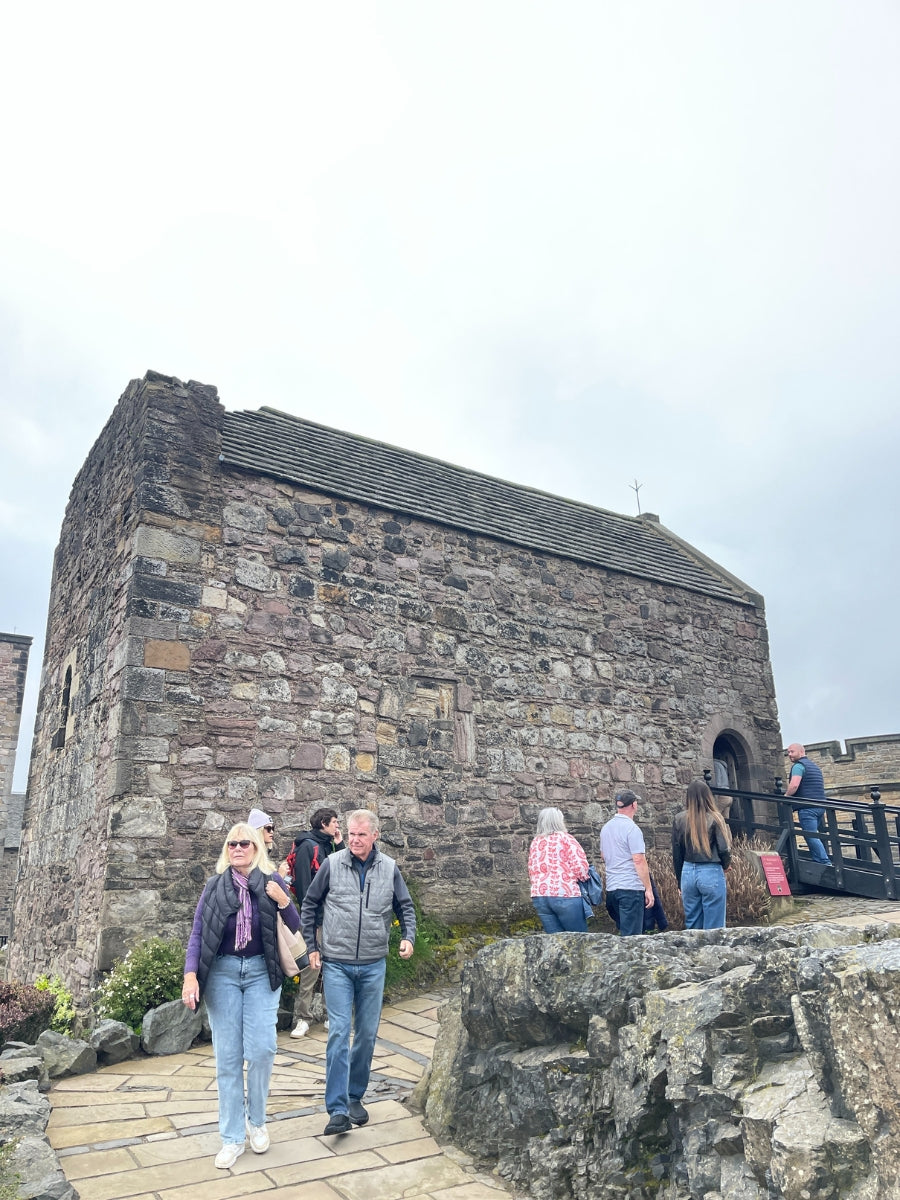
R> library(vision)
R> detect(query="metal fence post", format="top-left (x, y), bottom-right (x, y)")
top-left (853, 811), bottom-right (873, 862)
top-left (776, 796), bottom-right (800, 885)
top-left (825, 807), bottom-right (844, 887)
top-left (871, 787), bottom-right (897, 900)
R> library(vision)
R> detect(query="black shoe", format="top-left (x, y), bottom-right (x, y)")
top-left (348, 1100), bottom-right (369, 1126)
top-left (324, 1113), bottom-right (352, 1136)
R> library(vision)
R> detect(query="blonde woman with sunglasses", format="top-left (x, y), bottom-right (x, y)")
top-left (182, 823), bottom-right (298, 1169)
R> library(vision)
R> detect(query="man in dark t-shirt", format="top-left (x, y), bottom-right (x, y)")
top-left (287, 808), bottom-right (342, 1037)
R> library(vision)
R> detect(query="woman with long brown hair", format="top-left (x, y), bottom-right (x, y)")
top-left (672, 780), bottom-right (732, 929)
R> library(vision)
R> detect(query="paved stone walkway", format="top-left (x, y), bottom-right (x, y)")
top-left (46, 896), bottom-right (900, 1200)
top-left (48, 991), bottom-right (520, 1200)
top-left (771, 891), bottom-right (900, 927)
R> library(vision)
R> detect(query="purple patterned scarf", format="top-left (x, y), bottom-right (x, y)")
top-left (231, 869), bottom-right (252, 950)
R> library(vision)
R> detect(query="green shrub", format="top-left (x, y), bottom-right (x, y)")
top-left (95, 937), bottom-right (186, 1034)
top-left (34, 975), bottom-right (76, 1036)
top-left (0, 981), bottom-right (55, 1050)
top-left (384, 885), bottom-right (452, 999)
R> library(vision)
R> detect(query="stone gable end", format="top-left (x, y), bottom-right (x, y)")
top-left (9, 373), bottom-right (782, 998)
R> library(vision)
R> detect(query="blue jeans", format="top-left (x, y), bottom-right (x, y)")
top-left (204, 955), bottom-right (281, 1144)
top-left (798, 806), bottom-right (830, 864)
top-left (681, 862), bottom-right (727, 930)
top-left (606, 889), bottom-right (645, 936)
top-left (323, 959), bottom-right (386, 1116)
top-left (532, 895), bottom-right (587, 933)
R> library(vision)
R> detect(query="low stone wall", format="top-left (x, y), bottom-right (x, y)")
top-left (425, 923), bottom-right (900, 1199)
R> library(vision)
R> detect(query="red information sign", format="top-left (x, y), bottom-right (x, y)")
top-left (759, 853), bottom-right (791, 896)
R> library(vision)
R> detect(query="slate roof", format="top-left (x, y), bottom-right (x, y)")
top-left (220, 407), bottom-right (757, 605)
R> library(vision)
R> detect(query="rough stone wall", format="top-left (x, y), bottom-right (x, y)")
top-left (0, 633), bottom-right (31, 945)
top-left (8, 375), bottom-right (223, 993)
top-left (11, 372), bottom-right (783, 999)
top-left (1, 794), bottom-right (25, 949)
top-left (806, 735), bottom-right (900, 803)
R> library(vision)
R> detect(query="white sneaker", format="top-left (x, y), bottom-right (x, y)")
top-left (323, 1018), bottom-right (329, 1031)
top-left (290, 1019), bottom-right (310, 1039)
top-left (247, 1123), bottom-right (270, 1154)
top-left (215, 1143), bottom-right (245, 1169)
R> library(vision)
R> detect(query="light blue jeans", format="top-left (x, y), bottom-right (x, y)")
top-left (798, 806), bottom-right (830, 864)
top-left (532, 895), bottom-right (588, 933)
top-left (322, 959), bottom-right (386, 1116)
top-left (681, 862), bottom-right (727, 930)
top-left (204, 955), bottom-right (282, 1144)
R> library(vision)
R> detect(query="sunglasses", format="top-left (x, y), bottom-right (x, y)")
top-left (263, 825), bottom-right (275, 833)
top-left (227, 840), bottom-right (253, 849)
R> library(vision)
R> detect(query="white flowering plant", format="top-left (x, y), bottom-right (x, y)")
top-left (94, 937), bottom-right (186, 1034)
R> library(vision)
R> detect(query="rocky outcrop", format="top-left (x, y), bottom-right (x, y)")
top-left (425, 923), bottom-right (900, 1199)
top-left (1, 1033), bottom-right (100, 1200)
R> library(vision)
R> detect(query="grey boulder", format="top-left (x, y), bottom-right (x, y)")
top-left (0, 1080), bottom-right (50, 1139)
top-left (36, 1030), bottom-right (97, 1079)
top-left (8, 1135), bottom-right (78, 1200)
top-left (141, 999), bottom-right (202, 1055)
top-left (89, 1019), bottom-right (139, 1065)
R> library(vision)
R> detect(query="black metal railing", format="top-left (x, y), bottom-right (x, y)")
top-left (702, 771), bottom-right (900, 900)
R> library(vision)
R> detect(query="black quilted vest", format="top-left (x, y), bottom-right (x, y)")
top-left (195, 868), bottom-right (282, 995)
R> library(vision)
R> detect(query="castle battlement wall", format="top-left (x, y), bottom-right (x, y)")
top-left (805, 734), bottom-right (900, 802)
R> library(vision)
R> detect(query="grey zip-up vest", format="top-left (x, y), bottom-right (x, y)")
top-left (321, 848), bottom-right (398, 963)
top-left (795, 756), bottom-right (827, 802)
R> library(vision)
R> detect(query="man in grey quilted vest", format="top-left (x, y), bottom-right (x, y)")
top-left (300, 809), bottom-right (416, 1136)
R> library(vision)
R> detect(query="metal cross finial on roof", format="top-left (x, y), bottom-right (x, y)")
top-left (629, 478), bottom-right (643, 515)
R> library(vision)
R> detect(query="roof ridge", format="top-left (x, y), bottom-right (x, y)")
top-left (249, 407), bottom-right (639, 528)
top-left (220, 407), bottom-right (757, 607)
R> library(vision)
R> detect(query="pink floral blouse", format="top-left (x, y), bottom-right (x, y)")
top-left (528, 832), bottom-right (589, 898)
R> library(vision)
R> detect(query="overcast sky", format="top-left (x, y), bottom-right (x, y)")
top-left (2, 2), bottom-right (898, 792)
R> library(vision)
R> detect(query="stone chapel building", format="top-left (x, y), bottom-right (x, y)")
top-left (9, 372), bottom-right (782, 997)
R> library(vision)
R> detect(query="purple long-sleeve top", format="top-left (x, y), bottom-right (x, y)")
top-left (184, 871), bottom-right (298, 975)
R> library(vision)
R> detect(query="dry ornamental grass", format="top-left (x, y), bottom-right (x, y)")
top-left (647, 837), bottom-right (773, 932)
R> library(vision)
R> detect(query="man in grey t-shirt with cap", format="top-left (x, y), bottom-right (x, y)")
top-left (599, 790), bottom-right (654, 937)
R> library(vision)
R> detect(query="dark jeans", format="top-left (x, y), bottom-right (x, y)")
top-left (606, 888), bottom-right (645, 936)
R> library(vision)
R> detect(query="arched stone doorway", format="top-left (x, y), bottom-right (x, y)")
top-left (701, 719), bottom-right (774, 832)
top-left (710, 732), bottom-right (750, 821)
top-left (712, 731), bottom-right (751, 791)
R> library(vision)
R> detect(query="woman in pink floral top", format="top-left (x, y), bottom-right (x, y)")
top-left (528, 807), bottom-right (591, 932)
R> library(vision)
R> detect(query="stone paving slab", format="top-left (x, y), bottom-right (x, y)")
top-left (48, 913), bottom-right (900, 1199)
top-left (48, 989), bottom-right (522, 1200)
top-left (773, 893), bottom-right (900, 926)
